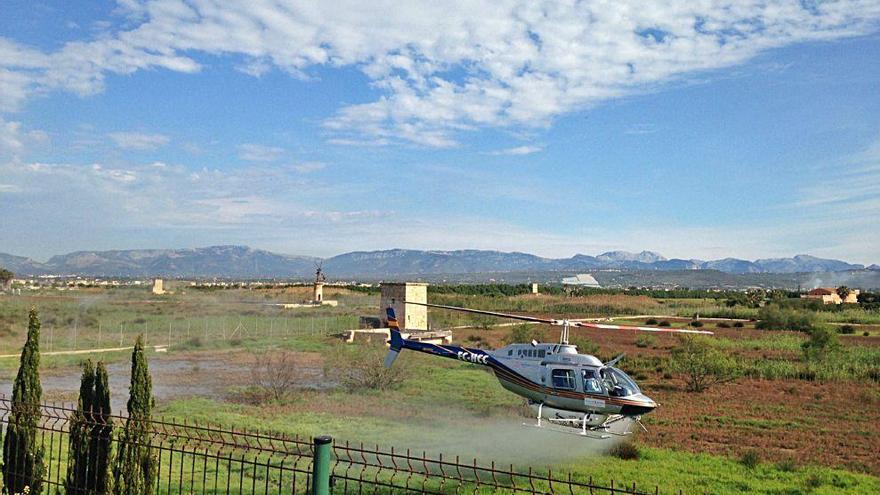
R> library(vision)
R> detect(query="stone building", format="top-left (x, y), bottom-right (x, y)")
top-left (379, 282), bottom-right (428, 331)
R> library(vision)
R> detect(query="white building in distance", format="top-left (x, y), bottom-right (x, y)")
top-left (561, 274), bottom-right (601, 288)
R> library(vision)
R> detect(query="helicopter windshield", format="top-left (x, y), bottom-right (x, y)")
top-left (600, 367), bottom-right (641, 397)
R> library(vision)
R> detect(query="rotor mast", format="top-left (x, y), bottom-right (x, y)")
top-left (560, 320), bottom-right (570, 345)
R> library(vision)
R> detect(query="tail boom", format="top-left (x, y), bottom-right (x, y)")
top-left (383, 306), bottom-right (490, 368)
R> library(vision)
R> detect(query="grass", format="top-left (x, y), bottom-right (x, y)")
top-left (577, 447), bottom-right (880, 494)
top-left (0, 289), bottom-right (363, 354)
top-left (157, 396), bottom-right (880, 495)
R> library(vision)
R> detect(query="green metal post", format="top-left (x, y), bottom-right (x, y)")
top-left (311, 435), bottom-right (333, 495)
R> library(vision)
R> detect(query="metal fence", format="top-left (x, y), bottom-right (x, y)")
top-left (0, 315), bottom-right (359, 356)
top-left (0, 397), bottom-right (660, 494)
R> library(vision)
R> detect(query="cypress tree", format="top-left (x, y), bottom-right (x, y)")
top-left (90, 361), bottom-right (113, 494)
top-left (112, 336), bottom-right (155, 495)
top-left (66, 360), bottom-right (96, 494)
top-left (2, 307), bottom-right (46, 494)
top-left (65, 360), bottom-right (112, 494)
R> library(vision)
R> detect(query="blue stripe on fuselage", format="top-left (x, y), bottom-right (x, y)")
top-left (400, 338), bottom-right (489, 364)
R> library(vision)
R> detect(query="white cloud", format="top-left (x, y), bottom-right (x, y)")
top-left (289, 162), bottom-right (325, 173)
top-left (237, 143), bottom-right (284, 162)
top-left (1, 156), bottom-right (877, 263)
top-left (0, 117), bottom-right (25, 156)
top-left (1, 1), bottom-right (878, 145)
top-left (625, 123), bottom-right (659, 135)
top-left (795, 135), bottom-right (880, 208)
top-left (326, 137), bottom-right (391, 147)
top-left (108, 131), bottom-right (170, 150)
top-left (0, 116), bottom-right (49, 161)
top-left (487, 145), bottom-right (543, 156)
top-left (0, 160), bottom-right (351, 229)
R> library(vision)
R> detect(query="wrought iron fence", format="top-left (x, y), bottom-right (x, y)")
top-left (0, 397), bottom-right (662, 494)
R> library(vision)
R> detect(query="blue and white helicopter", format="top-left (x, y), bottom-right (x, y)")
top-left (384, 301), bottom-right (712, 438)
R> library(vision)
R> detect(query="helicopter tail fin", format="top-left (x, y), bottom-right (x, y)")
top-left (384, 307), bottom-right (404, 368)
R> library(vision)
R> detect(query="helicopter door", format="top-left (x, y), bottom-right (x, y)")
top-left (582, 369), bottom-right (606, 395)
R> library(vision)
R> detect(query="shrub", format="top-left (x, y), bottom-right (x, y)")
top-left (689, 320), bottom-right (704, 328)
top-left (801, 326), bottom-right (839, 362)
top-left (569, 335), bottom-right (599, 356)
top-left (635, 335), bottom-right (655, 348)
top-left (739, 450), bottom-right (760, 469)
top-left (658, 320), bottom-right (671, 327)
top-left (324, 343), bottom-right (409, 392)
top-left (864, 331), bottom-right (871, 337)
top-left (645, 318), bottom-right (658, 325)
top-left (505, 324), bottom-right (544, 345)
top-left (733, 322), bottom-right (745, 328)
top-left (756, 305), bottom-right (817, 332)
top-left (670, 336), bottom-right (739, 392)
top-left (775, 459), bottom-right (797, 472)
top-left (608, 442), bottom-right (640, 460)
top-left (717, 322), bottom-right (730, 328)
top-left (251, 351), bottom-right (299, 401)
top-left (838, 324), bottom-right (855, 335)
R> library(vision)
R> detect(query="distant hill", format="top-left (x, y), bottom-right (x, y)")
top-left (3, 246), bottom-right (317, 278)
top-left (0, 253), bottom-right (46, 275)
top-left (0, 246), bottom-right (869, 280)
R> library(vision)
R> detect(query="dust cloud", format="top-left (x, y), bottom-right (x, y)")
top-left (367, 406), bottom-right (617, 468)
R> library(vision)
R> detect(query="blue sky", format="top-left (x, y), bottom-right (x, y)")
top-left (1, 1), bottom-right (879, 264)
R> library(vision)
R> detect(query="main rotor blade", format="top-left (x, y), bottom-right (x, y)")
top-left (404, 300), bottom-right (714, 335)
top-left (403, 301), bottom-right (557, 325)
top-left (571, 321), bottom-right (714, 335)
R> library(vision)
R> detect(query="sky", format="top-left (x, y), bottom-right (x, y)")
top-left (1, 1), bottom-right (879, 264)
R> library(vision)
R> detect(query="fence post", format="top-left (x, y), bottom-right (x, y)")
top-left (311, 435), bottom-right (333, 495)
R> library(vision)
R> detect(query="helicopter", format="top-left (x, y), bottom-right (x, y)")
top-left (383, 301), bottom-right (713, 439)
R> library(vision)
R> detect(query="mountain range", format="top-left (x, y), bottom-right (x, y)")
top-left (0, 246), bottom-right (870, 279)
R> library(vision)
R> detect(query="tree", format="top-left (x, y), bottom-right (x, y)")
top-left (113, 336), bottom-right (155, 495)
top-left (91, 362), bottom-right (113, 493)
top-left (67, 360), bottom-right (96, 494)
top-left (66, 360), bottom-right (113, 494)
top-left (836, 286), bottom-right (850, 302)
top-left (0, 268), bottom-right (13, 283)
top-left (2, 307), bottom-right (46, 494)
top-left (669, 335), bottom-right (739, 392)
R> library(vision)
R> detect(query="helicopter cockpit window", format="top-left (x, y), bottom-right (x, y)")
top-left (582, 369), bottom-right (605, 394)
top-left (551, 369), bottom-right (576, 390)
top-left (600, 367), bottom-right (641, 397)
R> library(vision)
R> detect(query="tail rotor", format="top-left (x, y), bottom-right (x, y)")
top-left (384, 307), bottom-right (404, 368)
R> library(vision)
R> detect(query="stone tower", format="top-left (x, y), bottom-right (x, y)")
top-left (379, 283), bottom-right (428, 331)
top-left (312, 264), bottom-right (326, 303)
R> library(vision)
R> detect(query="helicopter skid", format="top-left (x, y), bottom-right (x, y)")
top-left (521, 421), bottom-right (615, 439)
top-left (525, 403), bottom-right (636, 439)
